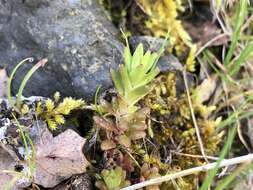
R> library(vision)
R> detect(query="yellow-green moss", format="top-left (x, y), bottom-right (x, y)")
top-left (143, 72), bottom-right (222, 189)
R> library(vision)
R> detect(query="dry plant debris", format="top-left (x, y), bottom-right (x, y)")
top-left (34, 128), bottom-right (89, 188)
top-left (0, 98), bottom-right (89, 189)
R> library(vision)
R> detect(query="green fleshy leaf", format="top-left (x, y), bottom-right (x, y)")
top-left (101, 167), bottom-right (125, 190)
top-left (111, 69), bottom-right (124, 95)
top-left (131, 44), bottom-right (144, 70)
top-left (124, 46), bottom-right (132, 72)
top-left (119, 65), bottom-right (132, 95)
top-left (126, 85), bottom-right (150, 106)
top-left (143, 52), bottom-right (158, 73)
top-left (136, 67), bottom-right (160, 89)
top-left (129, 65), bottom-right (146, 87)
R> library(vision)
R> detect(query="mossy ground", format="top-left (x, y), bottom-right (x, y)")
top-left (93, 0), bottom-right (253, 189)
top-left (2, 0), bottom-right (253, 189)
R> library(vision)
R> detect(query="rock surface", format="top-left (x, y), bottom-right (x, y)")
top-left (0, 0), bottom-right (123, 101)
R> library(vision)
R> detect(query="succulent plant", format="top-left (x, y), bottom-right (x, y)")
top-left (140, 163), bottom-right (161, 190)
top-left (110, 33), bottom-right (164, 110)
top-left (94, 35), bottom-right (166, 150)
top-left (95, 166), bottom-right (130, 190)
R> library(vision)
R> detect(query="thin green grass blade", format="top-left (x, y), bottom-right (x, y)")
top-left (152, 31), bottom-right (170, 70)
top-left (7, 58), bottom-right (33, 106)
top-left (204, 49), bottom-right (234, 85)
top-left (200, 127), bottom-right (236, 190)
top-left (224, 0), bottom-right (247, 66)
top-left (25, 133), bottom-right (36, 175)
top-left (217, 94), bottom-right (253, 130)
top-left (218, 109), bottom-right (253, 130)
top-left (16, 59), bottom-right (47, 108)
top-left (214, 162), bottom-right (253, 190)
top-left (203, 50), bottom-right (223, 76)
top-left (12, 114), bottom-right (31, 168)
top-left (229, 40), bottom-right (253, 76)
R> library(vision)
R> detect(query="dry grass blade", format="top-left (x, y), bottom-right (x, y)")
top-left (196, 33), bottom-right (229, 56)
top-left (171, 151), bottom-right (220, 161)
top-left (121, 154), bottom-right (253, 190)
top-left (182, 69), bottom-right (208, 162)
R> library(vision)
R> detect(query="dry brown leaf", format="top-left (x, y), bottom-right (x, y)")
top-left (184, 21), bottom-right (228, 46)
top-left (129, 131), bottom-right (146, 140)
top-left (196, 76), bottom-right (217, 103)
top-left (101, 139), bottom-right (116, 151)
top-left (93, 116), bottom-right (118, 132)
top-left (0, 69), bottom-right (8, 98)
top-left (118, 135), bottom-right (131, 148)
top-left (34, 128), bottom-right (89, 188)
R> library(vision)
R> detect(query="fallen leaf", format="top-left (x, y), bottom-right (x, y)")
top-left (34, 128), bottom-right (89, 188)
top-left (184, 21), bottom-right (228, 47)
top-left (101, 139), bottom-right (116, 151)
top-left (196, 76), bottom-right (217, 103)
top-left (118, 135), bottom-right (131, 148)
top-left (0, 69), bottom-right (8, 98)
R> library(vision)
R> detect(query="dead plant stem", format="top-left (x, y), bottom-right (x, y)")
top-left (182, 69), bottom-right (208, 162)
top-left (121, 154), bottom-right (253, 190)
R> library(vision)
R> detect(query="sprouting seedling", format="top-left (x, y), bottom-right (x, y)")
top-left (8, 58), bottom-right (34, 106)
top-left (12, 113), bottom-right (36, 177)
top-left (111, 29), bottom-right (169, 107)
top-left (8, 58), bottom-right (48, 109)
top-left (3, 114), bottom-right (36, 190)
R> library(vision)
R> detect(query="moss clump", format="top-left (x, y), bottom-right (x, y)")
top-left (142, 72), bottom-right (222, 189)
top-left (99, 0), bottom-right (197, 72)
top-left (36, 92), bottom-right (85, 130)
top-left (92, 72), bottom-right (222, 190)
top-left (137, 0), bottom-right (192, 54)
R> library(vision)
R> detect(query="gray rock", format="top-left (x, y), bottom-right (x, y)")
top-left (71, 174), bottom-right (92, 190)
top-left (0, 0), bottom-right (123, 101)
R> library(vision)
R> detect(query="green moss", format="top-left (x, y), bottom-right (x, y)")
top-left (142, 72), bottom-right (222, 188)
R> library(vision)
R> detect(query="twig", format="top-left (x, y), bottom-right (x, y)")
top-left (182, 69), bottom-right (208, 162)
top-left (233, 105), bottom-right (251, 152)
top-left (210, 0), bottom-right (230, 35)
top-left (171, 151), bottom-right (220, 161)
top-left (196, 33), bottom-right (229, 56)
top-left (121, 154), bottom-right (253, 190)
top-left (242, 14), bottom-right (253, 32)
